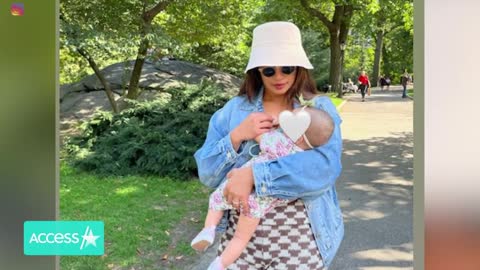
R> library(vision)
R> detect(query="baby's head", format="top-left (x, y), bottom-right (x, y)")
top-left (293, 106), bottom-right (334, 150)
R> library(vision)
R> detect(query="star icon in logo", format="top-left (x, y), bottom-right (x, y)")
top-left (80, 226), bottom-right (100, 250)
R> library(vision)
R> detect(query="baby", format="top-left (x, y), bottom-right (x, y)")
top-left (192, 106), bottom-right (334, 270)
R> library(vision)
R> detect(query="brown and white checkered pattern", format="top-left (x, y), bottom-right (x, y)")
top-left (218, 200), bottom-right (325, 270)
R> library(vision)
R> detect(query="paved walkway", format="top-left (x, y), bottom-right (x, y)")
top-left (189, 87), bottom-right (413, 270)
top-left (330, 87), bottom-right (413, 269)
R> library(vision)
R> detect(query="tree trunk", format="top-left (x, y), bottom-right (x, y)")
top-left (329, 33), bottom-right (342, 97)
top-left (126, 37), bottom-right (149, 100)
top-left (299, 1), bottom-right (354, 98)
top-left (126, 0), bottom-right (171, 100)
top-left (372, 29), bottom-right (384, 87)
top-left (330, 5), bottom-right (353, 98)
top-left (77, 47), bottom-right (119, 114)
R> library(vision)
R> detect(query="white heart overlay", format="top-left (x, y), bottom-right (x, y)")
top-left (278, 110), bottom-right (311, 142)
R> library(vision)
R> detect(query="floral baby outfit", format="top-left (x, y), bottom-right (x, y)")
top-left (209, 128), bottom-right (303, 218)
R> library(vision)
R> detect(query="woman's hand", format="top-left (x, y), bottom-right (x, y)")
top-left (230, 112), bottom-right (274, 151)
top-left (223, 167), bottom-right (254, 215)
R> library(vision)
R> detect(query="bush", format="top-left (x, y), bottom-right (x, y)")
top-left (64, 81), bottom-right (231, 179)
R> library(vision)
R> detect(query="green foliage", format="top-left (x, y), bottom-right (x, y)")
top-left (60, 0), bottom-right (143, 83)
top-left (382, 27), bottom-right (413, 83)
top-left (59, 0), bottom-right (413, 90)
top-left (60, 0), bottom-right (263, 81)
top-left (302, 29), bottom-right (330, 85)
top-left (64, 81), bottom-right (231, 178)
top-left (155, 0), bottom-right (263, 75)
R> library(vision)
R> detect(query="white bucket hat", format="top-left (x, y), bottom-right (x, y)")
top-left (245, 21), bottom-right (314, 73)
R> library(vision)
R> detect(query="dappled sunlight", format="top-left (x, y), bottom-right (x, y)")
top-left (344, 149), bottom-right (362, 156)
top-left (358, 161), bottom-right (388, 168)
top-left (332, 132), bottom-right (413, 269)
top-left (347, 183), bottom-right (380, 192)
top-left (352, 247), bottom-right (413, 262)
top-left (114, 186), bottom-right (139, 196)
top-left (393, 200), bottom-right (409, 206)
top-left (344, 209), bottom-right (387, 220)
top-left (339, 200), bottom-right (352, 208)
top-left (358, 267), bottom-right (412, 270)
top-left (383, 187), bottom-right (411, 199)
top-left (76, 199), bottom-right (91, 205)
top-left (60, 188), bottom-right (71, 194)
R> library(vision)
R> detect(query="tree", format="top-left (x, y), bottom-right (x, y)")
top-left (60, 0), bottom-right (153, 112)
top-left (300, 0), bottom-right (383, 97)
top-left (126, 1), bottom-right (172, 100)
top-left (370, 0), bottom-right (413, 86)
top-left (60, 0), bottom-right (261, 112)
top-left (300, 0), bottom-right (353, 98)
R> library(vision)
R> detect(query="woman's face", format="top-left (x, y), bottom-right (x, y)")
top-left (258, 66), bottom-right (297, 97)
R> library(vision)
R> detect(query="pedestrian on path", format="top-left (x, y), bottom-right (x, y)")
top-left (401, 70), bottom-right (410, 98)
top-left (194, 21), bottom-right (344, 270)
top-left (358, 70), bottom-right (371, 102)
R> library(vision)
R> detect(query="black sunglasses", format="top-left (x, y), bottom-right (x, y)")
top-left (258, 66), bottom-right (296, 77)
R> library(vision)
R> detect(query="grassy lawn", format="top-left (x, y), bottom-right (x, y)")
top-left (322, 92), bottom-right (343, 107)
top-left (327, 93), bottom-right (344, 107)
top-left (407, 88), bottom-right (414, 98)
top-left (60, 164), bottom-right (210, 270)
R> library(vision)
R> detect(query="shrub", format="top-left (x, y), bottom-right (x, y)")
top-left (64, 81), bottom-right (231, 179)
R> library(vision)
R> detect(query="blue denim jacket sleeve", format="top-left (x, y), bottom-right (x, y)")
top-left (193, 98), bottom-right (252, 188)
top-left (252, 96), bottom-right (343, 199)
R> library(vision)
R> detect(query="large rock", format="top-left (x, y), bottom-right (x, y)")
top-left (60, 60), bottom-right (242, 135)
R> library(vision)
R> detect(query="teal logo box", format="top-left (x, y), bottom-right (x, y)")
top-left (24, 221), bottom-right (104, 255)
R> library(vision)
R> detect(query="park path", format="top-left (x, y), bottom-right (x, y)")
top-left (330, 86), bottom-right (413, 269)
top-left (189, 86), bottom-right (413, 270)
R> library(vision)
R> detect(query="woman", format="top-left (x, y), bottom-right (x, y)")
top-left (194, 22), bottom-right (344, 269)
top-left (358, 70), bottom-right (371, 102)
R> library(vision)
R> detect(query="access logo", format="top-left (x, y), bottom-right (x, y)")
top-left (24, 221), bottom-right (104, 255)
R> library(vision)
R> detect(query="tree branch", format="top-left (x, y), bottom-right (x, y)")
top-left (300, 0), bottom-right (336, 31)
top-left (144, 0), bottom-right (172, 22)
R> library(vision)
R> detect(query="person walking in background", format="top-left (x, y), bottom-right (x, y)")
top-left (401, 70), bottom-right (410, 98)
top-left (379, 74), bottom-right (391, 91)
top-left (385, 75), bottom-right (391, 91)
top-left (379, 75), bottom-right (386, 91)
top-left (358, 70), bottom-right (371, 102)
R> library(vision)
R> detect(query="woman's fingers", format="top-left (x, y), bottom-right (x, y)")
top-left (223, 185), bottom-right (240, 210)
top-left (257, 121), bottom-right (273, 131)
top-left (224, 187), bottom-right (233, 205)
top-left (240, 198), bottom-right (250, 216)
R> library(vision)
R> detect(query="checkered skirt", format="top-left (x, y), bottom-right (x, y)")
top-left (218, 200), bottom-right (325, 270)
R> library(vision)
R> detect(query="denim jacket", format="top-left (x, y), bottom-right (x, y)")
top-left (194, 89), bottom-right (344, 267)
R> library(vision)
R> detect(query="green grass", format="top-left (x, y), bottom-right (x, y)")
top-left (407, 88), bottom-right (414, 98)
top-left (327, 93), bottom-right (344, 107)
top-left (60, 164), bottom-right (210, 270)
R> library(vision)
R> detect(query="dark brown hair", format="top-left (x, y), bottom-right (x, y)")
top-left (237, 67), bottom-right (319, 104)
